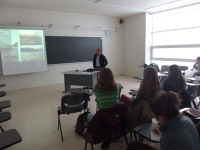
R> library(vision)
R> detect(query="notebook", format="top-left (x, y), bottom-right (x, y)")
top-left (186, 109), bottom-right (200, 118)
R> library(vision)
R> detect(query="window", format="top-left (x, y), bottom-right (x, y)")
top-left (151, 5), bottom-right (200, 68)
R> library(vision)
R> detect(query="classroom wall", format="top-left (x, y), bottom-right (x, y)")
top-left (122, 12), bottom-right (151, 76)
top-left (0, 6), bottom-right (123, 91)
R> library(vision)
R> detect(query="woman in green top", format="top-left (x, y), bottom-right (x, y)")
top-left (87, 68), bottom-right (120, 149)
top-left (94, 68), bottom-right (120, 110)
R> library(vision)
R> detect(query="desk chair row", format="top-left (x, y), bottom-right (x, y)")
top-left (0, 84), bottom-right (22, 150)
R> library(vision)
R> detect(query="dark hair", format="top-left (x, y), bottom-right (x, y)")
top-left (165, 64), bottom-right (186, 88)
top-left (95, 68), bottom-right (117, 93)
top-left (137, 67), bottom-right (161, 99)
top-left (150, 91), bottom-right (181, 119)
top-left (197, 57), bottom-right (200, 61)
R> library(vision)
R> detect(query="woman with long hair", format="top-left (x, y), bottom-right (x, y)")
top-left (87, 68), bottom-right (121, 149)
top-left (163, 64), bottom-right (191, 108)
top-left (120, 67), bottom-right (161, 108)
top-left (94, 68), bottom-right (120, 109)
top-left (163, 64), bottom-right (186, 92)
top-left (150, 91), bottom-right (200, 150)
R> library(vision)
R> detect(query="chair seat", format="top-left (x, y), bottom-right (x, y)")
top-left (129, 91), bottom-right (138, 96)
top-left (0, 111), bottom-right (11, 123)
top-left (0, 100), bottom-right (11, 109)
top-left (130, 88), bottom-right (139, 91)
top-left (0, 129), bottom-right (22, 149)
top-left (0, 91), bottom-right (6, 97)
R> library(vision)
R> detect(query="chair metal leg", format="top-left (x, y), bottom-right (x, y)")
top-left (58, 113), bottom-right (60, 130)
top-left (0, 126), bottom-right (4, 132)
top-left (84, 142), bottom-right (88, 150)
top-left (124, 134), bottom-right (129, 146)
top-left (58, 115), bottom-right (64, 141)
top-left (90, 144), bottom-right (94, 150)
top-left (130, 132), bottom-right (133, 143)
top-left (134, 131), bottom-right (137, 142)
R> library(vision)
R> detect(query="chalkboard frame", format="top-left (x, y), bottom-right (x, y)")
top-left (45, 36), bottom-right (103, 65)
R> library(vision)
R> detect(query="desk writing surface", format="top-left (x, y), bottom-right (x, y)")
top-left (61, 70), bottom-right (100, 75)
top-left (188, 77), bottom-right (200, 81)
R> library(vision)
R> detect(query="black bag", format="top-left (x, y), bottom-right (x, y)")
top-left (75, 109), bottom-right (91, 136)
top-left (148, 63), bottom-right (160, 72)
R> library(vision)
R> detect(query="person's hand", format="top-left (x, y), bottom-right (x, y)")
top-left (152, 126), bottom-right (162, 136)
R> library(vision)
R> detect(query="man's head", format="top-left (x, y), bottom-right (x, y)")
top-left (196, 57), bottom-right (200, 64)
top-left (96, 48), bottom-right (101, 55)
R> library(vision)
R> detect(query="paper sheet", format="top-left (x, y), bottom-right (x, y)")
top-left (151, 131), bottom-right (161, 141)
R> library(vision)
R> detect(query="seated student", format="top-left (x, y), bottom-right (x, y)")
top-left (162, 64), bottom-right (186, 92)
top-left (150, 91), bottom-right (200, 150)
top-left (120, 67), bottom-right (161, 108)
top-left (94, 68), bottom-right (120, 110)
top-left (87, 68), bottom-right (121, 149)
top-left (193, 56), bottom-right (200, 76)
top-left (162, 64), bottom-right (191, 108)
top-left (87, 68), bottom-right (120, 121)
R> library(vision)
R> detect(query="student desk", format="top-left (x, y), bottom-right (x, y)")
top-left (134, 123), bottom-right (160, 143)
top-left (61, 70), bottom-right (100, 92)
top-left (133, 73), bottom-right (168, 81)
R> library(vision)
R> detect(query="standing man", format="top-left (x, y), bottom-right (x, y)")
top-left (193, 56), bottom-right (200, 76)
top-left (93, 48), bottom-right (108, 69)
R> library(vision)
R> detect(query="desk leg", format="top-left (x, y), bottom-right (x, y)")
top-left (63, 75), bottom-right (71, 93)
top-left (134, 131), bottom-right (137, 142)
top-left (63, 84), bottom-right (70, 93)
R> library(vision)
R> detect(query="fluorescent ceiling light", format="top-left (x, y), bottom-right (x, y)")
top-left (146, 0), bottom-right (200, 13)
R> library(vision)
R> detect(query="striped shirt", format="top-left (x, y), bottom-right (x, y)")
top-left (94, 84), bottom-right (120, 110)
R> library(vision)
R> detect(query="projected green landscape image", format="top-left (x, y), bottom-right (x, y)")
top-left (0, 29), bottom-right (45, 62)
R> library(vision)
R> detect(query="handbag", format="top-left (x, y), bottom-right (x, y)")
top-left (75, 108), bottom-right (91, 136)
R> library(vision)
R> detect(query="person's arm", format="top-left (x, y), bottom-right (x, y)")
top-left (93, 54), bottom-right (96, 68)
top-left (193, 63), bottom-right (197, 69)
top-left (103, 55), bottom-right (108, 67)
top-left (160, 137), bottom-right (176, 150)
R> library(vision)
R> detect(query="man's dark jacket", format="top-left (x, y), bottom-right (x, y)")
top-left (93, 54), bottom-right (108, 68)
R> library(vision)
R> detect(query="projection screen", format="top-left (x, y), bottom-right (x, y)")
top-left (0, 28), bottom-right (48, 75)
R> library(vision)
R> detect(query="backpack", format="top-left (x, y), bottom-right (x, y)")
top-left (75, 109), bottom-right (90, 136)
top-left (148, 63), bottom-right (160, 72)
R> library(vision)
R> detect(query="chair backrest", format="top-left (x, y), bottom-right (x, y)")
top-left (149, 63), bottom-right (160, 72)
top-left (187, 85), bottom-right (199, 98)
top-left (179, 66), bottom-right (188, 71)
top-left (84, 104), bottom-right (130, 144)
top-left (118, 83), bottom-right (123, 100)
top-left (61, 93), bottom-right (89, 114)
top-left (160, 65), bottom-right (169, 73)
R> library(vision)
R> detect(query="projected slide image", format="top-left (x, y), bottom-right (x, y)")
top-left (20, 45), bottom-right (43, 61)
top-left (20, 30), bottom-right (42, 45)
top-left (0, 41), bottom-right (19, 62)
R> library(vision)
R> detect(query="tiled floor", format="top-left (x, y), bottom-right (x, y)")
top-left (1, 75), bottom-right (160, 150)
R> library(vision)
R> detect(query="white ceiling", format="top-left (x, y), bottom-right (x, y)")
top-left (0, 0), bottom-right (182, 17)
